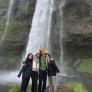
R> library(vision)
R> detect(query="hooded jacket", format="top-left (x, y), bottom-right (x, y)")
top-left (18, 59), bottom-right (33, 78)
top-left (48, 59), bottom-right (59, 77)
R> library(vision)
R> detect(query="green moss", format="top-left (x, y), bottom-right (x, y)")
top-left (0, 55), bottom-right (21, 70)
top-left (0, 0), bottom-right (9, 9)
top-left (8, 85), bottom-right (31, 92)
top-left (8, 21), bottom-right (28, 31)
top-left (65, 82), bottom-right (88, 92)
top-left (8, 55), bottom-right (21, 66)
top-left (77, 58), bottom-right (92, 74)
top-left (8, 85), bottom-right (20, 92)
top-left (0, 21), bottom-right (5, 36)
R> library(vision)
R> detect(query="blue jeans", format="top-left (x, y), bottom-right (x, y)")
top-left (38, 70), bottom-right (47, 92)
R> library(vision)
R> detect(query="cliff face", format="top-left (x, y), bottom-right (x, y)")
top-left (62, 1), bottom-right (92, 91)
top-left (63, 0), bottom-right (92, 60)
top-left (49, 0), bottom-right (92, 91)
top-left (0, 0), bottom-right (36, 70)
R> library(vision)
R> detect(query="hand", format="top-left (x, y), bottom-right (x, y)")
top-left (17, 74), bottom-right (21, 78)
top-left (57, 73), bottom-right (62, 76)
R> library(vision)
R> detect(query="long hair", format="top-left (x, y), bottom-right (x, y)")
top-left (26, 53), bottom-right (33, 61)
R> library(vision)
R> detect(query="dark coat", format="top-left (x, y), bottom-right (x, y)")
top-left (48, 59), bottom-right (59, 77)
top-left (18, 59), bottom-right (33, 78)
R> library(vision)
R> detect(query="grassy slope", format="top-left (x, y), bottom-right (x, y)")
top-left (65, 82), bottom-right (88, 92)
top-left (77, 58), bottom-right (92, 74)
top-left (9, 83), bottom-right (88, 92)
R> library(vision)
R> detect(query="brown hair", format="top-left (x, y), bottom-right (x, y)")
top-left (26, 53), bottom-right (33, 61)
top-left (46, 53), bottom-right (51, 58)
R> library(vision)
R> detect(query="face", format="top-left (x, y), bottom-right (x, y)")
top-left (41, 50), bottom-right (46, 56)
top-left (39, 48), bottom-right (45, 53)
top-left (28, 54), bottom-right (33, 60)
top-left (46, 55), bottom-right (50, 60)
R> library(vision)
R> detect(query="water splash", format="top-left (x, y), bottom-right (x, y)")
top-left (0, 71), bottom-right (21, 85)
top-left (25, 0), bottom-right (55, 58)
top-left (0, 0), bottom-right (14, 43)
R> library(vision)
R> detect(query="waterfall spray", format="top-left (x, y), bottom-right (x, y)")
top-left (59, 0), bottom-right (65, 65)
top-left (0, 0), bottom-right (14, 43)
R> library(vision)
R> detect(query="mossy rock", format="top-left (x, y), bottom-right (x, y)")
top-left (57, 82), bottom-right (88, 92)
top-left (77, 58), bottom-right (92, 74)
top-left (0, 21), bottom-right (5, 37)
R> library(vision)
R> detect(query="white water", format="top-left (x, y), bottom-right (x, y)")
top-left (0, 0), bottom-right (14, 42)
top-left (25, 0), bottom-right (55, 57)
top-left (0, 71), bottom-right (21, 85)
top-left (59, 0), bottom-right (65, 68)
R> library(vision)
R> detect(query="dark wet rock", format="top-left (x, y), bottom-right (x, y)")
top-left (0, 0), bottom-right (36, 70)
top-left (63, 0), bottom-right (92, 60)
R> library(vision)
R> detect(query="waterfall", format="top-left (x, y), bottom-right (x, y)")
top-left (25, 0), bottom-right (55, 57)
top-left (0, 0), bottom-right (14, 42)
top-left (59, 0), bottom-right (65, 65)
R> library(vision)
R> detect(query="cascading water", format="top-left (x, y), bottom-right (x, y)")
top-left (0, 0), bottom-right (14, 43)
top-left (25, 0), bottom-right (70, 88)
top-left (0, 0), bottom-right (55, 85)
top-left (25, 0), bottom-right (55, 57)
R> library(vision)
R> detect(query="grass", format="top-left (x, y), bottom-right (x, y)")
top-left (77, 58), bottom-right (92, 74)
top-left (8, 85), bottom-right (31, 92)
top-left (8, 83), bottom-right (88, 92)
top-left (8, 85), bottom-right (20, 92)
top-left (65, 82), bottom-right (88, 92)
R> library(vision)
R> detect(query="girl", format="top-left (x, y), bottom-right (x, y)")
top-left (32, 53), bottom-right (39, 92)
top-left (46, 54), bottom-right (60, 92)
top-left (18, 53), bottom-right (33, 92)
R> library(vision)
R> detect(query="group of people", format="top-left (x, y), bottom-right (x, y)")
top-left (18, 48), bottom-right (60, 92)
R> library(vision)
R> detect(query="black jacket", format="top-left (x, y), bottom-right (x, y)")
top-left (48, 59), bottom-right (59, 77)
top-left (18, 59), bottom-right (33, 78)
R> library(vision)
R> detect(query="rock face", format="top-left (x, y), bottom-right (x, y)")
top-left (63, 0), bottom-right (92, 60)
top-left (49, 0), bottom-right (92, 92)
top-left (61, 0), bottom-right (92, 92)
top-left (0, 0), bottom-right (36, 70)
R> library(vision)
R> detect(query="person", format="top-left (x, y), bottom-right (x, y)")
top-left (38, 48), bottom-right (48, 92)
top-left (17, 53), bottom-right (33, 92)
top-left (32, 53), bottom-right (40, 92)
top-left (46, 54), bottom-right (60, 92)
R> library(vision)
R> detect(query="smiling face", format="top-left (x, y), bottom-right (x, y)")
top-left (39, 48), bottom-right (45, 56)
top-left (28, 53), bottom-right (33, 60)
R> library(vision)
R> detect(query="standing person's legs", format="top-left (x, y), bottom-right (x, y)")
top-left (42, 71), bottom-right (47, 92)
top-left (48, 77), bottom-right (54, 92)
top-left (32, 71), bottom-right (38, 92)
top-left (34, 72), bottom-right (38, 92)
top-left (52, 76), bottom-right (57, 92)
top-left (31, 72), bottom-right (34, 92)
top-left (38, 70), bottom-right (43, 92)
top-left (20, 77), bottom-right (30, 92)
